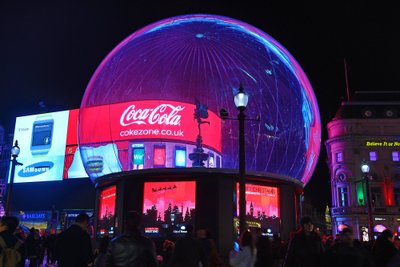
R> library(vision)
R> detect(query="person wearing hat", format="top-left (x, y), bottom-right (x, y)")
top-left (325, 227), bottom-right (370, 267)
top-left (283, 216), bottom-right (324, 267)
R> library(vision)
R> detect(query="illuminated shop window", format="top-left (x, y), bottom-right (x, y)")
top-left (174, 146), bottom-right (186, 167)
top-left (392, 151), bottom-right (400, 162)
top-left (369, 151), bottom-right (378, 161)
top-left (371, 187), bottom-right (382, 206)
top-left (153, 145), bottom-right (166, 167)
top-left (394, 188), bottom-right (400, 206)
top-left (338, 187), bottom-right (348, 207)
top-left (336, 152), bottom-right (343, 163)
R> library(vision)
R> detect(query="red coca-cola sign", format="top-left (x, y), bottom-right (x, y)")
top-left (78, 100), bottom-right (222, 152)
top-left (120, 104), bottom-right (185, 126)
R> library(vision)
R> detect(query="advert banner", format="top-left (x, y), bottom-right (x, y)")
top-left (79, 100), bottom-right (222, 152)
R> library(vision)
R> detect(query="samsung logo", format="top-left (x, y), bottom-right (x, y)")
top-left (18, 161), bottom-right (54, 177)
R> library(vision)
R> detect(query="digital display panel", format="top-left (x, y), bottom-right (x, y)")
top-left (132, 144), bottom-right (144, 170)
top-left (236, 183), bottom-right (280, 232)
top-left (142, 181), bottom-right (196, 235)
top-left (10, 111), bottom-right (69, 183)
top-left (175, 146), bottom-right (186, 167)
top-left (153, 146), bottom-right (166, 167)
top-left (98, 186), bottom-right (117, 235)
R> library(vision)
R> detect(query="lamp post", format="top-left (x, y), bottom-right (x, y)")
top-left (234, 84), bottom-right (249, 234)
top-left (5, 140), bottom-right (23, 215)
top-left (361, 162), bottom-right (373, 242)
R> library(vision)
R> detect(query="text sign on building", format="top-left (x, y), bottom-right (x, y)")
top-left (365, 141), bottom-right (400, 147)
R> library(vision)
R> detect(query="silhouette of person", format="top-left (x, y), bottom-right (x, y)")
top-left (105, 211), bottom-right (157, 267)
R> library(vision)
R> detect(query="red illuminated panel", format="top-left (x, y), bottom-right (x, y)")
top-left (79, 100), bottom-right (222, 152)
top-left (143, 181), bottom-right (196, 222)
top-left (66, 109), bottom-right (79, 145)
top-left (98, 186), bottom-right (116, 220)
top-left (153, 146), bottom-right (166, 167)
top-left (237, 184), bottom-right (280, 218)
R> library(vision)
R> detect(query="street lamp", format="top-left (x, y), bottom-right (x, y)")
top-left (5, 140), bottom-right (23, 215)
top-left (361, 162), bottom-right (373, 242)
top-left (234, 84), bottom-right (248, 234)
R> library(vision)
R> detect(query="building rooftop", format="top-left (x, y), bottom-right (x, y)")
top-left (334, 91), bottom-right (400, 119)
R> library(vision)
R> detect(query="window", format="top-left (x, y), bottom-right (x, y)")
top-left (392, 151), bottom-right (400, 162)
top-left (394, 188), bottom-right (400, 206)
top-left (336, 152), bottom-right (343, 163)
top-left (338, 187), bottom-right (348, 207)
top-left (371, 187), bottom-right (382, 206)
top-left (369, 151), bottom-right (378, 161)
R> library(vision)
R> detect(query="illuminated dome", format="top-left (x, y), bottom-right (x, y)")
top-left (79, 14), bottom-right (321, 186)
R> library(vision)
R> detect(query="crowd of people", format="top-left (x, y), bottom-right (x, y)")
top-left (1, 213), bottom-right (400, 267)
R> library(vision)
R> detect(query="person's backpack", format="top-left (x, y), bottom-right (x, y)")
top-left (0, 236), bottom-right (22, 267)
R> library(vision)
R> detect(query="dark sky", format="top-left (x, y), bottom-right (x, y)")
top-left (1, 1), bottom-right (399, 209)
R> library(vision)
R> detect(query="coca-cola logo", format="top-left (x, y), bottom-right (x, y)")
top-left (120, 104), bottom-right (185, 126)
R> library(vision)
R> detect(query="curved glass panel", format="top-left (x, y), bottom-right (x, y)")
top-left (79, 14), bottom-right (321, 185)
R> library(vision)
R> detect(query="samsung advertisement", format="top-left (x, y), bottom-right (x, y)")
top-left (11, 111), bottom-right (69, 183)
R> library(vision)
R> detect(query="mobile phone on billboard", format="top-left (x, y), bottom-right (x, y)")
top-left (31, 115), bottom-right (54, 156)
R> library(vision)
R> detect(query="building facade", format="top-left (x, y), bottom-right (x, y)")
top-left (326, 91), bottom-right (400, 240)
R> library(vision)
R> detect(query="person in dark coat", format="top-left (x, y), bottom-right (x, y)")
top-left (105, 210), bottom-right (158, 267)
top-left (0, 216), bottom-right (26, 267)
top-left (283, 216), bottom-right (324, 267)
top-left (55, 213), bottom-right (94, 267)
top-left (371, 229), bottom-right (398, 267)
top-left (325, 227), bottom-right (370, 267)
top-left (26, 227), bottom-right (41, 267)
top-left (170, 224), bottom-right (208, 267)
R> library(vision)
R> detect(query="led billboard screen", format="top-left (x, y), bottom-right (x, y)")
top-left (98, 185), bottom-right (117, 235)
top-left (11, 111), bottom-right (69, 183)
top-left (236, 183), bottom-right (280, 232)
top-left (142, 181), bottom-right (196, 235)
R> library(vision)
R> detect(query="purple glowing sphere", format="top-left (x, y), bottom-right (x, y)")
top-left (80, 14), bottom-right (321, 185)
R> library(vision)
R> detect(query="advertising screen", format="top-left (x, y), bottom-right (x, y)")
top-left (98, 185), bottom-right (117, 235)
top-left (142, 181), bottom-right (196, 235)
top-left (236, 183), bottom-right (280, 232)
top-left (11, 111), bottom-right (69, 183)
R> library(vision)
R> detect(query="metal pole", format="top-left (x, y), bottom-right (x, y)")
top-left (238, 107), bottom-right (246, 234)
top-left (364, 174), bottom-right (374, 242)
top-left (5, 156), bottom-right (17, 215)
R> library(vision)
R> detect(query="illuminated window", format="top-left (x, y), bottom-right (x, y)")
top-left (369, 151), bottom-right (378, 161)
top-left (394, 188), bottom-right (400, 206)
top-left (371, 187), bottom-right (382, 206)
top-left (392, 151), bottom-right (400, 162)
top-left (336, 152), bottom-right (343, 163)
top-left (338, 187), bottom-right (348, 207)
top-left (153, 145), bottom-right (166, 167)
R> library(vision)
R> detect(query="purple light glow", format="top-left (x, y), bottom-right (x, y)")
top-left (79, 14), bottom-right (321, 185)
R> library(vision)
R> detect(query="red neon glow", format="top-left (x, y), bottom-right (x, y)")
top-left (143, 181), bottom-right (195, 221)
top-left (79, 100), bottom-right (221, 152)
top-left (237, 184), bottom-right (280, 218)
top-left (66, 109), bottom-right (79, 145)
top-left (98, 186), bottom-right (116, 220)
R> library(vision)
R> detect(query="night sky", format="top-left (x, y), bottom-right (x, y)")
top-left (1, 1), bottom-right (399, 210)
